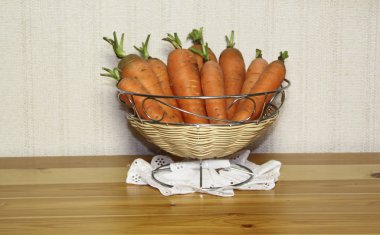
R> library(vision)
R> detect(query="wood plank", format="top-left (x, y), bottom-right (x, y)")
top-left (1, 164), bottom-right (379, 185)
top-left (1, 194), bottom-right (379, 218)
top-left (280, 165), bottom-right (380, 181)
top-left (0, 167), bottom-right (127, 185)
top-left (0, 214), bottom-right (379, 234)
top-left (1, 180), bottom-right (380, 198)
top-left (251, 152), bottom-right (380, 165)
top-left (1, 153), bottom-right (379, 169)
top-left (0, 155), bottom-right (151, 169)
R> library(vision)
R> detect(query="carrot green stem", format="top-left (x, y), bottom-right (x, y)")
top-left (189, 42), bottom-right (210, 62)
top-left (134, 34), bottom-right (151, 60)
top-left (103, 32), bottom-right (127, 59)
top-left (278, 51), bottom-right (289, 61)
top-left (187, 27), bottom-right (204, 45)
top-left (100, 67), bottom-right (121, 81)
top-left (225, 30), bottom-right (235, 48)
top-left (256, 49), bottom-right (263, 58)
top-left (162, 33), bottom-right (182, 49)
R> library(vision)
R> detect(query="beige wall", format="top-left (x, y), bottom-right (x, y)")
top-left (0, 0), bottom-right (379, 157)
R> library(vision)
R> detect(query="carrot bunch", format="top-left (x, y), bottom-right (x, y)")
top-left (101, 29), bottom-right (288, 124)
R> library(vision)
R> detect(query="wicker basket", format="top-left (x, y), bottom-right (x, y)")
top-left (128, 114), bottom-right (277, 159)
top-left (123, 79), bottom-right (290, 159)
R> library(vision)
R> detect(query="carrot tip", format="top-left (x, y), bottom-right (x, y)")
top-left (103, 32), bottom-right (127, 59)
top-left (225, 30), bottom-right (235, 48)
top-left (187, 27), bottom-right (204, 44)
top-left (100, 67), bottom-right (121, 81)
top-left (134, 34), bottom-right (151, 60)
top-left (162, 33), bottom-right (182, 49)
top-left (256, 49), bottom-right (263, 58)
top-left (278, 51), bottom-right (289, 61)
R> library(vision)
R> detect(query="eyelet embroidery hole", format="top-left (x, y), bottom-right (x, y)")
top-left (131, 174), bottom-right (141, 183)
top-left (154, 157), bottom-right (167, 166)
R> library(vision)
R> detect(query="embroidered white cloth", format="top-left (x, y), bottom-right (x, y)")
top-left (126, 150), bottom-right (281, 197)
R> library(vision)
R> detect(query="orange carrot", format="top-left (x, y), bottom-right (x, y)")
top-left (102, 33), bottom-right (131, 106)
top-left (163, 33), bottom-right (209, 124)
top-left (118, 55), bottom-right (182, 123)
top-left (201, 61), bottom-right (227, 124)
top-left (100, 67), bottom-right (132, 107)
top-left (103, 32), bottom-right (182, 123)
top-left (192, 42), bottom-right (227, 124)
top-left (219, 31), bottom-right (246, 119)
top-left (134, 34), bottom-right (183, 122)
top-left (100, 67), bottom-right (166, 122)
top-left (118, 77), bottom-right (167, 122)
top-left (237, 49), bottom-right (268, 110)
top-left (187, 27), bottom-right (217, 70)
top-left (232, 51), bottom-right (288, 122)
top-left (241, 49), bottom-right (268, 94)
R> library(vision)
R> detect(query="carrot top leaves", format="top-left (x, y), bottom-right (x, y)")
top-left (278, 51), bottom-right (289, 62)
top-left (187, 27), bottom-right (204, 45)
top-left (189, 41), bottom-right (210, 62)
top-left (134, 34), bottom-right (151, 60)
top-left (100, 67), bottom-right (122, 81)
top-left (256, 49), bottom-right (263, 58)
top-left (103, 32), bottom-right (127, 59)
top-left (162, 33), bottom-right (182, 49)
top-left (225, 30), bottom-right (235, 48)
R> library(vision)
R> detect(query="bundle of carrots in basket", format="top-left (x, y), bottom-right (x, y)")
top-left (101, 28), bottom-right (288, 124)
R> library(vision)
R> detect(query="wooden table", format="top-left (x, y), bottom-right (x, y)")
top-left (0, 153), bottom-right (379, 234)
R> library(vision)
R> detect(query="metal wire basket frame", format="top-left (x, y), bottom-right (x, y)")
top-left (119, 79), bottom-right (290, 125)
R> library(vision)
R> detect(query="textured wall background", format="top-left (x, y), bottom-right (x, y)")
top-left (0, 0), bottom-right (379, 157)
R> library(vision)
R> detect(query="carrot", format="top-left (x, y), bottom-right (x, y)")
top-left (100, 67), bottom-right (166, 122)
top-left (191, 42), bottom-right (227, 124)
top-left (163, 33), bottom-right (209, 124)
top-left (100, 67), bottom-right (131, 107)
top-left (118, 78), bottom-right (167, 122)
top-left (201, 61), bottom-right (227, 124)
top-left (232, 51), bottom-right (288, 122)
top-left (241, 49), bottom-right (268, 94)
top-left (237, 49), bottom-right (268, 110)
top-left (103, 32), bottom-right (182, 123)
top-left (219, 31), bottom-right (246, 119)
top-left (103, 32), bottom-right (131, 106)
top-left (134, 34), bottom-right (183, 122)
top-left (118, 55), bottom-right (182, 123)
top-left (187, 27), bottom-right (217, 70)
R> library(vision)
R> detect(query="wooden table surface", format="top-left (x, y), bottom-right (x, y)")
top-left (0, 153), bottom-right (379, 234)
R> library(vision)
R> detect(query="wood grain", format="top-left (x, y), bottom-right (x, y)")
top-left (0, 214), bottom-right (379, 235)
top-left (1, 153), bottom-right (379, 169)
top-left (1, 164), bottom-right (379, 185)
top-left (1, 194), bottom-right (380, 218)
top-left (0, 180), bottom-right (380, 198)
top-left (0, 153), bottom-right (379, 234)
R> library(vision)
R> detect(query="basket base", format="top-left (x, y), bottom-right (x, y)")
top-left (126, 150), bottom-right (282, 197)
top-left (151, 161), bottom-right (254, 190)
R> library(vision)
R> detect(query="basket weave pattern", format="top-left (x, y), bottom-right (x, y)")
top-left (123, 79), bottom-right (290, 159)
top-left (128, 114), bottom-right (277, 159)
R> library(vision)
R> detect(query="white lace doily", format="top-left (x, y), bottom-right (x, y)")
top-left (126, 150), bottom-right (281, 197)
